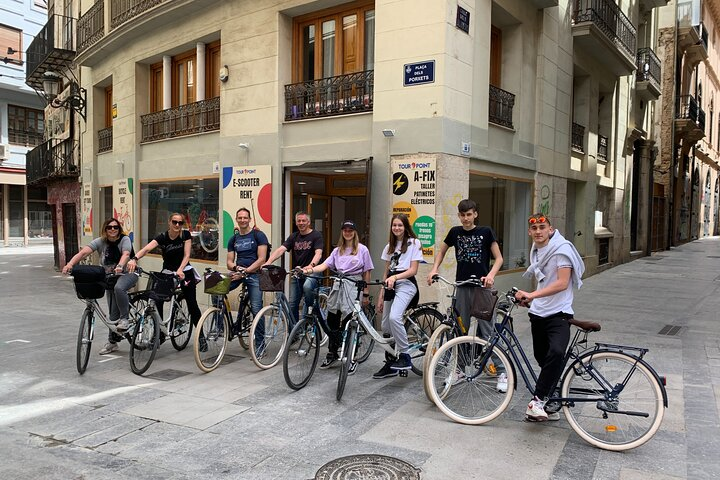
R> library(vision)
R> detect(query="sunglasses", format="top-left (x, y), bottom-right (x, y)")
top-left (171, 220), bottom-right (184, 226)
top-left (528, 216), bottom-right (548, 225)
top-left (106, 225), bottom-right (120, 230)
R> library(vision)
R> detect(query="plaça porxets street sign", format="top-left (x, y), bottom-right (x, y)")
top-left (403, 60), bottom-right (435, 87)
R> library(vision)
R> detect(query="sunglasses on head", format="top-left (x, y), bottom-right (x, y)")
top-left (528, 216), bottom-right (548, 225)
top-left (106, 225), bottom-right (120, 230)
top-left (171, 220), bottom-right (184, 226)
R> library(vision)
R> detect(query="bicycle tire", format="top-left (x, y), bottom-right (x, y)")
top-left (336, 324), bottom-right (357, 401)
top-left (76, 308), bottom-right (94, 374)
top-left (406, 306), bottom-right (443, 376)
top-left (250, 304), bottom-right (289, 369)
top-left (170, 297), bottom-right (193, 351)
top-left (423, 323), bottom-right (452, 402)
top-left (198, 217), bottom-right (219, 254)
top-left (236, 302), bottom-right (253, 350)
top-left (428, 336), bottom-right (514, 425)
top-left (561, 350), bottom-right (665, 451)
top-left (194, 306), bottom-right (229, 373)
top-left (129, 306), bottom-right (161, 375)
top-left (283, 316), bottom-right (321, 390)
top-left (355, 323), bottom-right (375, 363)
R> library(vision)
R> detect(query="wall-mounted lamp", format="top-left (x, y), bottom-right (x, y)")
top-left (238, 143), bottom-right (250, 149)
top-left (382, 129), bottom-right (396, 137)
top-left (219, 65), bottom-right (229, 82)
top-left (42, 71), bottom-right (87, 122)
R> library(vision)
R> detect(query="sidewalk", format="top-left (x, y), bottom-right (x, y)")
top-left (0, 243), bottom-right (54, 255)
top-left (0, 238), bottom-right (719, 479)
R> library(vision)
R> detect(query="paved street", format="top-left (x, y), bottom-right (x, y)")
top-left (1, 239), bottom-right (719, 480)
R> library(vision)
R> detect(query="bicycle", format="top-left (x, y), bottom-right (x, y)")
top-left (192, 268), bottom-right (253, 373)
top-left (148, 272), bottom-right (194, 351)
top-left (427, 287), bottom-right (668, 451)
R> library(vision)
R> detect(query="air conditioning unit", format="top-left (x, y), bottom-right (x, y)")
top-left (0, 144), bottom-right (9, 160)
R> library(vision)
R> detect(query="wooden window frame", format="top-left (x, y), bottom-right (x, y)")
top-left (205, 41), bottom-right (221, 100)
top-left (490, 26), bottom-right (501, 87)
top-left (8, 104), bottom-right (44, 146)
top-left (104, 86), bottom-right (113, 128)
top-left (171, 49), bottom-right (197, 107)
top-left (150, 62), bottom-right (163, 112)
top-left (1, 24), bottom-right (23, 65)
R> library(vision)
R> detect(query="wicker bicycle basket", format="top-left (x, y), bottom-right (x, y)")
top-left (259, 266), bottom-right (287, 292)
top-left (203, 271), bottom-right (232, 295)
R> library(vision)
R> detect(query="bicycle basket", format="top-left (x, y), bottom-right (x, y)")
top-left (148, 272), bottom-right (176, 301)
top-left (72, 265), bottom-right (107, 300)
top-left (259, 266), bottom-right (287, 292)
top-left (204, 271), bottom-right (232, 295)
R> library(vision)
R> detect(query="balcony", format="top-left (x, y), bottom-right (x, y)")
top-left (111, 0), bottom-right (165, 29)
top-left (635, 47), bottom-right (661, 102)
top-left (572, 123), bottom-right (585, 153)
top-left (598, 135), bottom-right (608, 161)
top-left (284, 71), bottom-right (374, 121)
top-left (530, 0), bottom-right (559, 8)
top-left (140, 97), bottom-right (220, 143)
top-left (26, 140), bottom-right (80, 185)
top-left (488, 85), bottom-right (515, 129)
top-left (77, 0), bottom-right (104, 54)
top-left (26, 15), bottom-right (77, 91)
top-left (678, 22), bottom-right (709, 68)
top-left (675, 95), bottom-right (705, 144)
top-left (571, 0), bottom-right (637, 77)
top-left (639, 0), bottom-right (668, 13)
top-left (98, 127), bottom-right (113, 153)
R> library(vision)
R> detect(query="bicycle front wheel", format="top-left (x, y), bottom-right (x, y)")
top-left (406, 306), bottom-right (443, 376)
top-left (170, 297), bottom-right (192, 351)
top-left (355, 323), bottom-right (375, 364)
top-left (428, 336), bottom-right (514, 425)
top-left (194, 307), bottom-right (229, 373)
top-left (236, 302), bottom-right (253, 350)
top-left (250, 305), bottom-right (290, 369)
top-left (76, 308), bottom-right (94, 374)
top-left (561, 350), bottom-right (665, 451)
top-left (129, 307), bottom-right (161, 375)
top-left (423, 323), bottom-right (452, 402)
top-left (283, 316), bottom-right (321, 390)
top-left (336, 324), bottom-right (357, 401)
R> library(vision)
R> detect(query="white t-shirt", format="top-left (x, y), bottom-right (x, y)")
top-left (381, 238), bottom-right (423, 272)
top-left (528, 246), bottom-right (574, 317)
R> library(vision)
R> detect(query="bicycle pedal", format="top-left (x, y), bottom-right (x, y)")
top-left (399, 370), bottom-right (408, 377)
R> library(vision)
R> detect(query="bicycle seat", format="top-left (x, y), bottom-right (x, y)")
top-left (568, 318), bottom-right (601, 332)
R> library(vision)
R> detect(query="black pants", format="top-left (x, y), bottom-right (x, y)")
top-left (326, 310), bottom-right (352, 356)
top-left (157, 281), bottom-right (202, 327)
top-left (529, 312), bottom-right (571, 400)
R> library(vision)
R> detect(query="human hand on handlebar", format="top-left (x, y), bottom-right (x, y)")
top-left (426, 270), bottom-right (438, 286)
top-left (514, 289), bottom-right (532, 307)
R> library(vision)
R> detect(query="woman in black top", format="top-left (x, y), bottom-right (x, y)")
top-left (127, 212), bottom-right (201, 330)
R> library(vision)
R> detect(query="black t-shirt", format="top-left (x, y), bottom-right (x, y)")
top-left (154, 230), bottom-right (191, 271)
top-left (282, 229), bottom-right (323, 267)
top-left (443, 225), bottom-right (497, 281)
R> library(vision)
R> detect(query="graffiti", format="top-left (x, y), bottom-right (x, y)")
top-left (539, 184), bottom-right (550, 216)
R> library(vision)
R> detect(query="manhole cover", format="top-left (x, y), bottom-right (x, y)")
top-left (315, 454), bottom-right (421, 480)
top-left (144, 369), bottom-right (192, 381)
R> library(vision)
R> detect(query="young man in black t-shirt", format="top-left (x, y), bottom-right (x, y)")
top-left (264, 211), bottom-right (323, 328)
top-left (427, 199), bottom-right (503, 339)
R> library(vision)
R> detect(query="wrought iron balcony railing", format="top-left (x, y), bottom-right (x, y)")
top-left (98, 127), bottom-right (113, 153)
top-left (676, 95), bottom-right (698, 123)
top-left (9, 130), bottom-right (44, 148)
top-left (571, 122), bottom-right (585, 152)
top-left (77, 0), bottom-right (105, 54)
top-left (636, 47), bottom-right (661, 91)
top-left (25, 140), bottom-right (80, 185)
top-left (488, 85), bottom-right (515, 129)
top-left (140, 97), bottom-right (220, 143)
top-left (26, 15), bottom-right (77, 90)
top-left (598, 134), bottom-right (608, 161)
top-left (698, 107), bottom-right (706, 132)
top-left (695, 23), bottom-right (708, 51)
top-left (284, 70), bottom-right (374, 121)
top-left (111, 0), bottom-right (165, 30)
top-left (572, 0), bottom-right (637, 60)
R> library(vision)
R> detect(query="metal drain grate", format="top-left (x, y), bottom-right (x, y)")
top-left (315, 454), bottom-right (421, 480)
top-left (144, 369), bottom-right (192, 381)
top-left (658, 325), bottom-right (682, 336)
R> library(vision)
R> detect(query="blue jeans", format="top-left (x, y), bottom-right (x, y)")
top-left (288, 275), bottom-right (319, 330)
top-left (230, 273), bottom-right (262, 347)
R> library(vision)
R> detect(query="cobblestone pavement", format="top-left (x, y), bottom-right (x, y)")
top-left (1, 239), bottom-right (719, 479)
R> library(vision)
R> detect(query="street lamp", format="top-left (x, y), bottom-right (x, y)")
top-left (42, 71), bottom-right (87, 121)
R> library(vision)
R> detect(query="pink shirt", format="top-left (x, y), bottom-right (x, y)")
top-left (323, 243), bottom-right (374, 275)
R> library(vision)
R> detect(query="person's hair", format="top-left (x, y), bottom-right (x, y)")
top-left (236, 207), bottom-right (251, 217)
top-left (528, 212), bottom-right (552, 226)
top-left (337, 227), bottom-right (359, 255)
top-left (457, 199), bottom-right (477, 213)
top-left (101, 217), bottom-right (122, 242)
top-left (168, 212), bottom-right (184, 222)
top-left (386, 213), bottom-right (418, 255)
top-left (295, 211), bottom-right (310, 221)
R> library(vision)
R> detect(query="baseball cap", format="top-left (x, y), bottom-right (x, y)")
top-left (341, 220), bottom-right (357, 231)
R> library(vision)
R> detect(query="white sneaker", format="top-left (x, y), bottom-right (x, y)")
top-left (116, 318), bottom-right (130, 332)
top-left (99, 342), bottom-right (119, 355)
top-left (526, 396), bottom-right (548, 422)
top-left (546, 411), bottom-right (560, 421)
top-left (496, 372), bottom-right (508, 393)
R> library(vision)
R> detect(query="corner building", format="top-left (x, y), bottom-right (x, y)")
top-left (58, 0), bottom-right (667, 293)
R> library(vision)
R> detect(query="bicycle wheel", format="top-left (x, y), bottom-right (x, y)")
top-left (423, 323), bottom-right (452, 401)
top-left (406, 306), bottom-right (443, 376)
top-left (283, 316), bottom-right (321, 390)
top-left (336, 324), bottom-right (357, 401)
top-left (561, 350), bottom-right (665, 451)
top-left (129, 306), bottom-right (161, 375)
top-left (236, 302), bottom-right (253, 350)
top-left (76, 308), bottom-right (94, 374)
top-left (428, 336), bottom-right (514, 425)
top-left (194, 307), bottom-right (229, 373)
top-left (250, 305), bottom-right (290, 369)
top-left (355, 323), bottom-right (375, 364)
top-left (170, 297), bottom-right (193, 351)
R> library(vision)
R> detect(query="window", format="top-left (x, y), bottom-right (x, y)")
top-left (490, 26), bottom-right (501, 86)
top-left (173, 51), bottom-right (196, 107)
top-left (293, 0), bottom-right (375, 81)
top-left (8, 105), bottom-right (44, 147)
top-left (469, 173), bottom-right (532, 271)
top-left (105, 86), bottom-right (113, 128)
top-left (0, 25), bottom-right (22, 65)
top-left (206, 41), bottom-right (221, 99)
top-left (140, 179), bottom-right (219, 262)
top-left (28, 187), bottom-right (52, 239)
top-left (34, 0), bottom-right (48, 9)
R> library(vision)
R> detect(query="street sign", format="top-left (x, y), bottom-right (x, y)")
top-left (403, 61), bottom-right (435, 87)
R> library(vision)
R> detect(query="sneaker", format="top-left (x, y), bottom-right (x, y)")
top-left (526, 396), bottom-right (549, 422)
top-left (99, 342), bottom-right (119, 355)
top-left (546, 411), bottom-right (560, 422)
top-left (390, 353), bottom-right (412, 371)
top-left (198, 336), bottom-right (208, 353)
top-left (320, 354), bottom-right (338, 369)
top-left (372, 362), bottom-right (398, 379)
top-left (116, 318), bottom-right (130, 332)
top-left (496, 372), bottom-right (508, 393)
top-left (347, 361), bottom-right (358, 376)
top-left (450, 371), bottom-right (466, 386)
